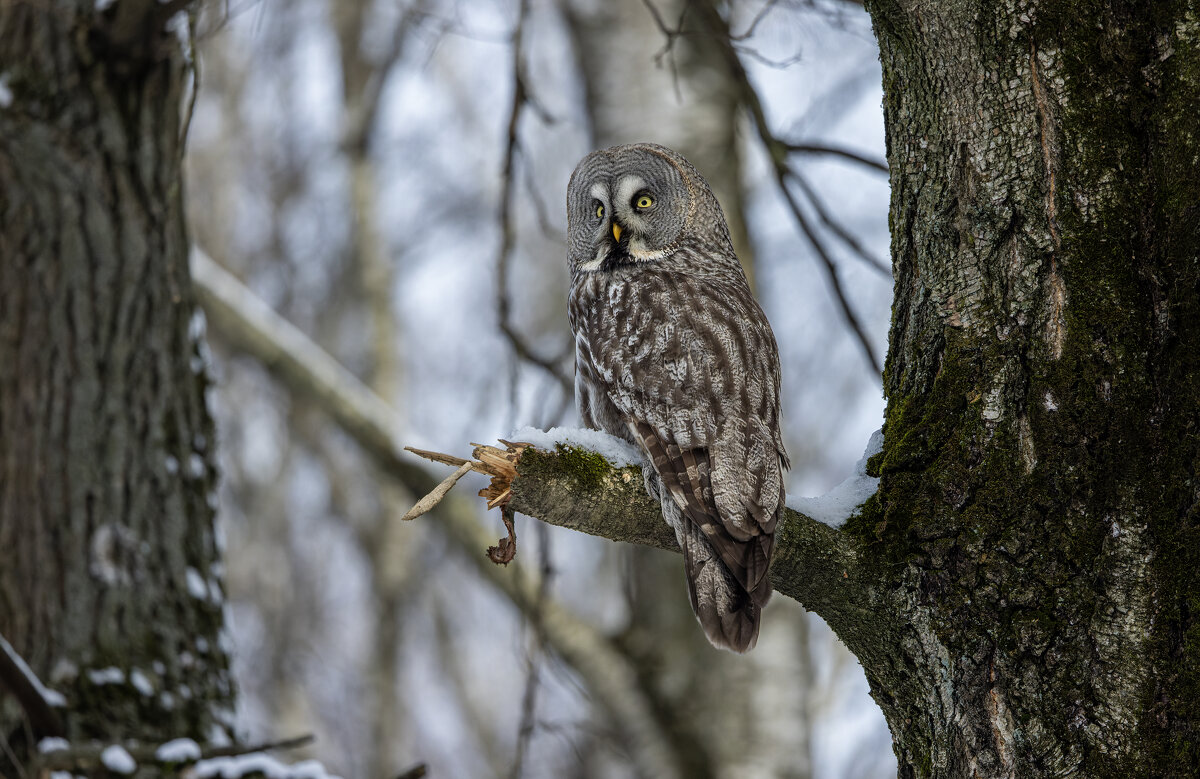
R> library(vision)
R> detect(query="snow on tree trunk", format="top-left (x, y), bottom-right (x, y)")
top-left (0, 0), bottom-right (234, 761)
top-left (855, 0), bottom-right (1200, 775)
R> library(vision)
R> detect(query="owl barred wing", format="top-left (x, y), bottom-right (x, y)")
top-left (632, 421), bottom-right (773, 594)
top-left (586, 272), bottom-right (785, 596)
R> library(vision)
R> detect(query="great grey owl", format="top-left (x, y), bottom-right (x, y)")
top-left (566, 143), bottom-right (788, 652)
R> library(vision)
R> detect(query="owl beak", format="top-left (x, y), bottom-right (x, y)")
top-left (612, 223), bottom-right (623, 242)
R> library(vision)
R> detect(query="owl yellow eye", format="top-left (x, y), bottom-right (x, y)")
top-left (595, 203), bottom-right (605, 219)
top-left (635, 194), bottom-right (654, 209)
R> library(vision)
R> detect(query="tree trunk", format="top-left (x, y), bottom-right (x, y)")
top-left (855, 0), bottom-right (1200, 775)
top-left (0, 0), bottom-right (233, 761)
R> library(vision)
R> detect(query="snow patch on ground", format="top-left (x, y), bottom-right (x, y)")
top-left (509, 426), bottom-right (643, 468)
top-left (101, 745), bottom-right (137, 774)
top-left (156, 738), bottom-right (202, 762)
top-left (788, 429), bottom-right (883, 528)
top-left (191, 754), bottom-right (343, 779)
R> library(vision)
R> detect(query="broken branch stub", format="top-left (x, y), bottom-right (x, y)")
top-left (403, 441), bottom-right (530, 564)
top-left (472, 440), bottom-right (529, 510)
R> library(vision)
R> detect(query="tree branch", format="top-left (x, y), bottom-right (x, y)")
top-left (192, 246), bottom-right (888, 653)
top-left (0, 632), bottom-right (65, 738)
top-left (784, 142), bottom-right (889, 173)
top-left (509, 448), bottom-right (882, 633)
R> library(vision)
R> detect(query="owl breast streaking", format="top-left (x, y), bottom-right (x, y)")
top-left (566, 143), bottom-right (789, 653)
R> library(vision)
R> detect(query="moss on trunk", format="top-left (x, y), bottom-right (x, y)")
top-left (858, 0), bottom-right (1200, 775)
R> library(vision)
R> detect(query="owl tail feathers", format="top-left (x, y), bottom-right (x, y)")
top-left (679, 522), bottom-right (772, 653)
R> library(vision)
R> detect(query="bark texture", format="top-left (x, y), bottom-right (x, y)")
top-left (855, 0), bottom-right (1200, 775)
top-left (0, 0), bottom-right (233, 757)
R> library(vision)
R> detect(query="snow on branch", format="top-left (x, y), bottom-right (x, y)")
top-left (0, 631), bottom-right (66, 737)
top-left (491, 435), bottom-right (883, 619)
top-left (788, 429), bottom-right (883, 528)
top-left (33, 733), bottom-right (326, 777)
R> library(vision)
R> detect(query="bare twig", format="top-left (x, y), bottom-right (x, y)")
top-left (509, 522), bottom-right (552, 779)
top-left (400, 461), bottom-right (475, 521)
top-left (639, 0), bottom-right (690, 99)
top-left (404, 447), bottom-right (475, 470)
top-left (495, 0), bottom-right (573, 404)
top-left (730, 0), bottom-right (781, 40)
top-left (734, 45), bottom-right (804, 69)
top-left (790, 171), bottom-right (891, 276)
top-left (777, 170), bottom-right (882, 372)
top-left (689, 1), bottom-right (883, 375)
top-left (784, 142), bottom-right (889, 173)
top-left (0, 632), bottom-right (66, 738)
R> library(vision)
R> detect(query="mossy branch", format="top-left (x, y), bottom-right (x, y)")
top-left (193, 244), bottom-right (889, 660)
top-left (509, 445), bottom-right (887, 642)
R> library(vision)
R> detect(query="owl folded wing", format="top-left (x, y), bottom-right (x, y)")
top-left (630, 419), bottom-right (774, 595)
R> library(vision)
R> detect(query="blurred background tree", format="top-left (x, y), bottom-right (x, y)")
top-left (186, 0), bottom-right (893, 777)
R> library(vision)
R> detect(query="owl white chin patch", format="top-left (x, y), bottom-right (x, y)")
top-left (628, 244), bottom-right (671, 262)
top-left (576, 241), bottom-right (670, 273)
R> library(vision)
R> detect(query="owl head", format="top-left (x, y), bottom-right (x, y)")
top-left (566, 143), bottom-right (734, 275)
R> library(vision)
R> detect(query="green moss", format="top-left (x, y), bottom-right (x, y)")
top-left (520, 444), bottom-right (620, 493)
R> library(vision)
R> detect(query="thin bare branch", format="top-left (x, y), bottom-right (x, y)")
top-left (730, 0), bottom-right (781, 40)
top-left (689, 1), bottom-right (883, 374)
top-left (400, 461), bottom-right (475, 521)
top-left (0, 632), bottom-right (66, 738)
top-left (785, 141), bottom-right (889, 173)
top-left (734, 44), bottom-right (804, 69)
top-left (494, 0), bottom-right (573, 401)
top-left (777, 170), bottom-right (883, 372)
top-left (640, 0), bottom-right (689, 99)
top-left (509, 522), bottom-right (552, 779)
top-left (790, 171), bottom-right (891, 276)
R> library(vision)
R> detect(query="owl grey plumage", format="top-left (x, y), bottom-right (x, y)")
top-left (566, 143), bottom-right (788, 653)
